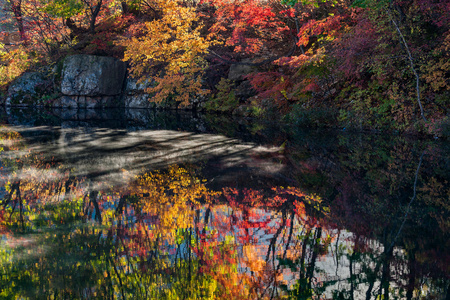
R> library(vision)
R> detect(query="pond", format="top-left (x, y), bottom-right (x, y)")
top-left (0, 107), bottom-right (449, 299)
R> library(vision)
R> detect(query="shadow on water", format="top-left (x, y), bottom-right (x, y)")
top-left (0, 107), bottom-right (290, 190)
top-left (0, 107), bottom-right (449, 299)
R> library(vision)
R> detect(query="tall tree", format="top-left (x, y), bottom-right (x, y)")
top-left (5, 0), bottom-right (26, 41)
top-left (124, 0), bottom-right (213, 106)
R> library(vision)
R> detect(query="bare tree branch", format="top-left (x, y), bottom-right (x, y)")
top-left (387, 9), bottom-right (427, 122)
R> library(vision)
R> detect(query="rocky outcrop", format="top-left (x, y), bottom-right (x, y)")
top-left (55, 54), bottom-right (127, 108)
top-left (228, 59), bottom-right (256, 82)
top-left (123, 76), bottom-right (188, 110)
top-left (61, 55), bottom-right (126, 97)
top-left (3, 54), bottom-right (209, 110)
top-left (228, 59), bottom-right (257, 103)
top-left (6, 72), bottom-right (51, 106)
top-left (123, 77), bottom-right (155, 109)
top-left (125, 77), bottom-right (155, 94)
top-left (52, 95), bottom-right (122, 109)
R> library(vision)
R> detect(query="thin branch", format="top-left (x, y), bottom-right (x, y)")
top-left (387, 9), bottom-right (426, 122)
top-left (387, 150), bottom-right (425, 253)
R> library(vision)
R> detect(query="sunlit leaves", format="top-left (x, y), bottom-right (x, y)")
top-left (0, 47), bottom-right (35, 90)
top-left (41, 0), bottom-right (84, 18)
top-left (124, 0), bottom-right (213, 106)
top-left (204, 0), bottom-right (286, 55)
top-left (282, 0), bottom-right (337, 7)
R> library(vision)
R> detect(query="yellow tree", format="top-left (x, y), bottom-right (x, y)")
top-left (128, 165), bottom-right (216, 243)
top-left (123, 0), bottom-right (213, 106)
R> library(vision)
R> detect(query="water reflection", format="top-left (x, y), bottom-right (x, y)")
top-left (0, 110), bottom-right (449, 299)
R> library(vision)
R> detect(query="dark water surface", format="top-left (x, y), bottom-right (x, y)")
top-left (0, 108), bottom-right (449, 299)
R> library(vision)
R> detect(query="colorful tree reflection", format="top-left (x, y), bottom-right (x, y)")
top-left (0, 126), bottom-right (449, 299)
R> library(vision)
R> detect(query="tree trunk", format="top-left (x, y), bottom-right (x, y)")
top-left (121, 1), bottom-right (128, 14)
top-left (89, 0), bottom-right (103, 33)
top-left (9, 0), bottom-right (27, 42)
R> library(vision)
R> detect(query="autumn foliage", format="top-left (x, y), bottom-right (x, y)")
top-left (0, 0), bottom-right (449, 133)
top-left (123, 0), bottom-right (214, 106)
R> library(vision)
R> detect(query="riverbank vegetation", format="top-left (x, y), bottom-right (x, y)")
top-left (0, 0), bottom-right (449, 136)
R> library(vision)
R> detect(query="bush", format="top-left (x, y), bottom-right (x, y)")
top-left (426, 117), bottom-right (450, 139)
top-left (0, 47), bottom-right (35, 91)
top-left (284, 104), bottom-right (338, 128)
top-left (204, 78), bottom-right (238, 112)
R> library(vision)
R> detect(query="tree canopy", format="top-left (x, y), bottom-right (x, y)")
top-left (0, 0), bottom-right (449, 134)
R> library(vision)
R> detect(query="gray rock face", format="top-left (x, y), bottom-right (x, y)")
top-left (125, 94), bottom-right (152, 109)
top-left (123, 76), bottom-right (155, 109)
top-left (53, 95), bottom-right (122, 108)
top-left (61, 55), bottom-right (126, 96)
top-left (6, 72), bottom-right (48, 106)
top-left (125, 77), bottom-right (155, 95)
top-left (228, 59), bottom-right (256, 81)
top-left (60, 96), bottom-right (78, 108)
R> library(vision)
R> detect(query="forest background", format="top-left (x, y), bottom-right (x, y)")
top-left (0, 0), bottom-right (449, 137)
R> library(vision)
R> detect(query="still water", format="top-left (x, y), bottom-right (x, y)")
top-left (0, 108), bottom-right (449, 299)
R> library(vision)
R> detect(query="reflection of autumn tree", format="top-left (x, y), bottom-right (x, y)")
top-left (1, 127), bottom-right (449, 300)
top-left (129, 165), bottom-right (216, 243)
top-left (0, 209), bottom-right (140, 299)
top-left (284, 134), bottom-right (450, 299)
top-left (193, 185), bottom-right (330, 299)
top-left (330, 142), bottom-right (449, 298)
top-left (266, 188), bottom-right (332, 299)
top-left (0, 163), bottom-right (219, 299)
top-left (1, 127), bottom-right (84, 231)
top-left (100, 170), bottom-right (332, 299)
top-left (95, 165), bottom-right (221, 298)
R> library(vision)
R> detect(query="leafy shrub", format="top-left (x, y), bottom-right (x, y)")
top-left (284, 104), bottom-right (338, 128)
top-left (0, 47), bottom-right (35, 91)
top-left (422, 117), bottom-right (450, 139)
top-left (438, 117), bottom-right (450, 139)
top-left (204, 78), bottom-right (238, 112)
